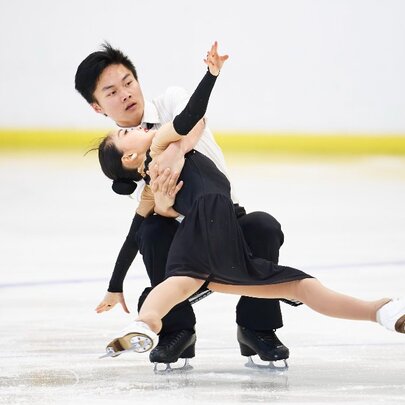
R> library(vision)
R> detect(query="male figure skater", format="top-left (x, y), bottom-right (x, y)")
top-left (75, 43), bottom-right (289, 370)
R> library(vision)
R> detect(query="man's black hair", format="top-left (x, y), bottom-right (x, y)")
top-left (75, 42), bottom-right (138, 104)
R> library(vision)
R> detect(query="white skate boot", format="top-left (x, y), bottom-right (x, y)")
top-left (376, 298), bottom-right (405, 333)
top-left (100, 321), bottom-right (158, 359)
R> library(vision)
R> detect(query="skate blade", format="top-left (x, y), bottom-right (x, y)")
top-left (153, 358), bottom-right (193, 374)
top-left (99, 350), bottom-right (120, 359)
top-left (244, 356), bottom-right (288, 371)
top-left (99, 344), bottom-right (137, 359)
top-left (99, 344), bottom-right (123, 359)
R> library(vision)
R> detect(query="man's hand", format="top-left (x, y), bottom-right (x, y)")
top-left (95, 292), bottom-right (130, 314)
top-left (150, 141), bottom-right (185, 180)
top-left (150, 166), bottom-right (183, 217)
top-left (150, 166), bottom-right (183, 197)
top-left (204, 41), bottom-right (229, 76)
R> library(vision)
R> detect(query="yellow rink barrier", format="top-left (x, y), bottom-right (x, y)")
top-left (1, 129), bottom-right (405, 155)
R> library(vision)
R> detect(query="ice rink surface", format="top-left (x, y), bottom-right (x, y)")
top-left (1, 153), bottom-right (405, 404)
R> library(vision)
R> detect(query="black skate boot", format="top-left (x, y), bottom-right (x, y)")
top-left (150, 328), bottom-right (196, 373)
top-left (237, 326), bottom-right (289, 370)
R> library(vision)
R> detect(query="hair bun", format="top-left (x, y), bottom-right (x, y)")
top-left (112, 179), bottom-right (137, 195)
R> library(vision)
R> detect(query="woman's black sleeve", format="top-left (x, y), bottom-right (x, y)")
top-left (173, 70), bottom-right (218, 135)
top-left (107, 213), bottom-right (145, 292)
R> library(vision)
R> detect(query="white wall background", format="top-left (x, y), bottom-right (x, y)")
top-left (1, 0), bottom-right (405, 132)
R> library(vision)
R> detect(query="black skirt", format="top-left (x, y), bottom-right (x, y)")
top-left (166, 192), bottom-right (313, 286)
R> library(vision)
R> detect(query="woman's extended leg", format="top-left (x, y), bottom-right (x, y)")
top-left (137, 276), bottom-right (206, 333)
top-left (108, 277), bottom-right (401, 357)
top-left (138, 277), bottom-right (389, 334)
top-left (209, 278), bottom-right (390, 322)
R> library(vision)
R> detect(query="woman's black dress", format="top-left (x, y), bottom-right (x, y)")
top-left (160, 149), bottom-right (313, 285)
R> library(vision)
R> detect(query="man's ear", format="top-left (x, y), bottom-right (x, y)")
top-left (91, 102), bottom-right (105, 115)
top-left (121, 153), bottom-right (138, 169)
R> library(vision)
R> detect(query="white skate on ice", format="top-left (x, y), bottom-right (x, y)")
top-left (100, 321), bottom-right (158, 359)
top-left (376, 298), bottom-right (405, 333)
top-left (99, 289), bottom-right (211, 362)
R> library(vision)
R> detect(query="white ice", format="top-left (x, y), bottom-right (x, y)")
top-left (1, 153), bottom-right (405, 404)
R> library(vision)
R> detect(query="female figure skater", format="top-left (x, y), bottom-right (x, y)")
top-left (97, 42), bottom-right (405, 356)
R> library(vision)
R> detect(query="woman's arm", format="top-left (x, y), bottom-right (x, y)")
top-left (152, 69), bottom-right (218, 151)
top-left (96, 185), bottom-right (157, 314)
top-left (178, 118), bottom-right (206, 152)
top-left (149, 71), bottom-right (217, 152)
top-left (152, 42), bottom-right (228, 153)
top-left (148, 118), bottom-right (205, 197)
top-left (150, 120), bottom-right (204, 215)
top-left (95, 213), bottom-right (144, 313)
top-left (150, 43), bottom-right (228, 216)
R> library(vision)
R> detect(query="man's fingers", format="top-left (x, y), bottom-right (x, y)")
top-left (151, 171), bottom-right (167, 192)
top-left (152, 168), bottom-right (171, 192)
top-left (167, 172), bottom-right (180, 193)
top-left (169, 180), bottom-right (183, 196)
top-left (161, 169), bottom-right (171, 194)
top-left (160, 168), bottom-right (174, 194)
top-left (160, 168), bottom-right (171, 181)
top-left (169, 171), bottom-right (180, 183)
top-left (148, 163), bottom-right (159, 181)
top-left (175, 180), bottom-right (184, 194)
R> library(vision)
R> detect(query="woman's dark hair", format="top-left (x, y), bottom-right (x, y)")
top-left (98, 135), bottom-right (143, 195)
top-left (75, 42), bottom-right (138, 104)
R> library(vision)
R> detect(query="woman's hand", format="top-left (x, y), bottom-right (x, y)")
top-left (95, 292), bottom-right (130, 314)
top-left (204, 41), bottom-right (229, 76)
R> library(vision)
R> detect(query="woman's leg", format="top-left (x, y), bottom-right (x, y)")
top-left (137, 276), bottom-right (205, 333)
top-left (108, 277), bottom-right (401, 356)
top-left (138, 276), bottom-right (389, 334)
top-left (209, 278), bottom-right (390, 322)
top-left (136, 215), bottom-right (196, 333)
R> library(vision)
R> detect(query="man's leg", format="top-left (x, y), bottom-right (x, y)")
top-left (136, 215), bottom-right (196, 364)
top-left (236, 211), bottom-right (289, 362)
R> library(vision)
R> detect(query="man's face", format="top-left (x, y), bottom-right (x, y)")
top-left (91, 64), bottom-right (144, 127)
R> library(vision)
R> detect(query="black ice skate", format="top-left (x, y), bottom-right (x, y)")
top-left (150, 329), bottom-right (196, 374)
top-left (237, 326), bottom-right (289, 371)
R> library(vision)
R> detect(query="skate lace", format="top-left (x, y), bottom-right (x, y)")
top-left (256, 330), bottom-right (283, 346)
top-left (158, 330), bottom-right (191, 348)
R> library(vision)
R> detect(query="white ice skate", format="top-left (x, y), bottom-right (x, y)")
top-left (376, 298), bottom-right (405, 333)
top-left (100, 321), bottom-right (158, 359)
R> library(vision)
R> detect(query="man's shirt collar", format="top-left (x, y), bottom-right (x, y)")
top-left (141, 100), bottom-right (160, 126)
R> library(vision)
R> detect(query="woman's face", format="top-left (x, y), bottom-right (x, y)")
top-left (111, 126), bottom-right (155, 165)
